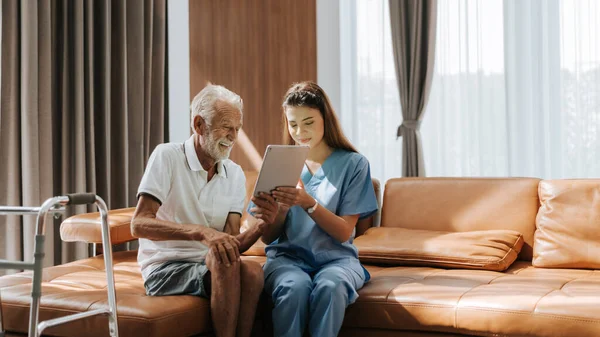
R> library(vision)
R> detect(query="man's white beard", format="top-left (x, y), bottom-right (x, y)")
top-left (205, 132), bottom-right (232, 161)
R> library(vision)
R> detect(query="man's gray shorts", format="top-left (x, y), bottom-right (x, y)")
top-left (144, 261), bottom-right (210, 298)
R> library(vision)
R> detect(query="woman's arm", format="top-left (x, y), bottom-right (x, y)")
top-left (224, 213), bottom-right (268, 253)
top-left (246, 192), bottom-right (285, 245)
top-left (272, 181), bottom-right (359, 243)
top-left (259, 204), bottom-right (289, 244)
top-left (304, 203), bottom-right (359, 242)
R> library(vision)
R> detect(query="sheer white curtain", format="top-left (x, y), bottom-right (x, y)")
top-left (341, 0), bottom-right (600, 180)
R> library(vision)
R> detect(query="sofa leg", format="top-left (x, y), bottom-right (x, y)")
top-left (28, 234), bottom-right (46, 337)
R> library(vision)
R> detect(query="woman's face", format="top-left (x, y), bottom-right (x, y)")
top-left (285, 106), bottom-right (325, 149)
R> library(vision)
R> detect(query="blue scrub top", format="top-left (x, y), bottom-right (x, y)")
top-left (249, 149), bottom-right (378, 279)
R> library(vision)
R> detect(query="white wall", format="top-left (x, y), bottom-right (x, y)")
top-left (316, 0), bottom-right (355, 140)
top-left (167, 0), bottom-right (191, 143)
top-left (316, 0), bottom-right (341, 116)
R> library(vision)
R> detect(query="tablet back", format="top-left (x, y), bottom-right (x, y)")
top-left (252, 145), bottom-right (309, 197)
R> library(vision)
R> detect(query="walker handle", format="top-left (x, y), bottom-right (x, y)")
top-left (66, 193), bottom-right (97, 205)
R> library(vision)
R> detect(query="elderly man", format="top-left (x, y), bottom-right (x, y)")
top-left (131, 84), bottom-right (278, 337)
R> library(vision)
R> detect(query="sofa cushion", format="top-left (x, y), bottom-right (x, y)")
top-left (347, 262), bottom-right (600, 337)
top-left (381, 178), bottom-right (540, 260)
top-left (3, 252), bottom-right (600, 337)
top-left (60, 207), bottom-right (136, 245)
top-left (354, 227), bottom-right (524, 271)
top-left (0, 251), bottom-right (210, 337)
top-left (533, 179), bottom-right (600, 269)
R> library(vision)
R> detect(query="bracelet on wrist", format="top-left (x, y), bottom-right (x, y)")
top-left (306, 199), bottom-right (318, 214)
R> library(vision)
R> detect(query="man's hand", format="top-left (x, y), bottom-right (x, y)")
top-left (250, 192), bottom-right (279, 225)
top-left (202, 228), bottom-right (241, 267)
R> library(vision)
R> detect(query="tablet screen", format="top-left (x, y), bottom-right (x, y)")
top-left (252, 145), bottom-right (309, 197)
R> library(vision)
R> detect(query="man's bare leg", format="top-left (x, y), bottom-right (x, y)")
top-left (206, 251), bottom-right (241, 337)
top-left (236, 260), bottom-right (264, 337)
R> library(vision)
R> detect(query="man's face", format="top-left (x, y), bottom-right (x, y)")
top-left (203, 101), bottom-right (243, 161)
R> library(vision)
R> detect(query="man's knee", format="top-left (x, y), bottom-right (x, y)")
top-left (240, 260), bottom-right (264, 289)
top-left (206, 249), bottom-right (240, 280)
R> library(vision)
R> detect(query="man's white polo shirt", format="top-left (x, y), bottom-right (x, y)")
top-left (136, 136), bottom-right (246, 280)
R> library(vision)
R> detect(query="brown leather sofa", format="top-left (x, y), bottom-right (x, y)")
top-left (1, 175), bottom-right (599, 337)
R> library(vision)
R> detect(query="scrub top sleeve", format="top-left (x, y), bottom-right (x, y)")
top-left (339, 156), bottom-right (378, 219)
top-left (246, 200), bottom-right (257, 217)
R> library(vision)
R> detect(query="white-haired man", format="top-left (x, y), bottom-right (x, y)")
top-left (131, 84), bottom-right (278, 337)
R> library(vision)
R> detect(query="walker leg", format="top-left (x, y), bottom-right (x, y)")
top-left (0, 287), bottom-right (5, 337)
top-left (28, 235), bottom-right (45, 337)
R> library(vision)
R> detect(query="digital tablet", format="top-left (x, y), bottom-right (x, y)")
top-left (252, 145), bottom-right (310, 197)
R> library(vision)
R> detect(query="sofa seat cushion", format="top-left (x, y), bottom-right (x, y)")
top-left (0, 251), bottom-right (211, 337)
top-left (354, 227), bottom-right (524, 271)
top-left (347, 262), bottom-right (600, 337)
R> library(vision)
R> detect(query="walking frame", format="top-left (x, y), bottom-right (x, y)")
top-left (0, 194), bottom-right (119, 337)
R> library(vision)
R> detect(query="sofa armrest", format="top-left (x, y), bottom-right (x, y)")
top-left (59, 207), bottom-right (137, 245)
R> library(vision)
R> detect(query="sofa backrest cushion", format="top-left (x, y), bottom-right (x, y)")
top-left (60, 207), bottom-right (136, 244)
top-left (533, 179), bottom-right (600, 269)
top-left (381, 177), bottom-right (540, 261)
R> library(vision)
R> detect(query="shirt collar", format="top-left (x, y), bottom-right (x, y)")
top-left (184, 136), bottom-right (227, 178)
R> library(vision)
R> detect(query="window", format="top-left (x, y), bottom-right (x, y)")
top-left (341, 0), bottom-right (600, 180)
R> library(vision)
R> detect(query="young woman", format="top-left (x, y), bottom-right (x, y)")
top-left (250, 81), bottom-right (378, 337)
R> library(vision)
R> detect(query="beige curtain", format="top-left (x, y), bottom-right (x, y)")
top-left (0, 0), bottom-right (167, 274)
top-left (389, 0), bottom-right (437, 177)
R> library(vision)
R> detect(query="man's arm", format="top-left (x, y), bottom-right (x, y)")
top-left (131, 195), bottom-right (240, 266)
top-left (223, 213), bottom-right (260, 254)
top-left (223, 213), bottom-right (241, 236)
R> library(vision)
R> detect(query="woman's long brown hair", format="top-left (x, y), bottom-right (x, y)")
top-left (282, 81), bottom-right (357, 153)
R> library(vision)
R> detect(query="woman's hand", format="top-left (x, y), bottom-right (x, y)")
top-left (272, 180), bottom-right (315, 210)
top-left (249, 192), bottom-right (279, 226)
